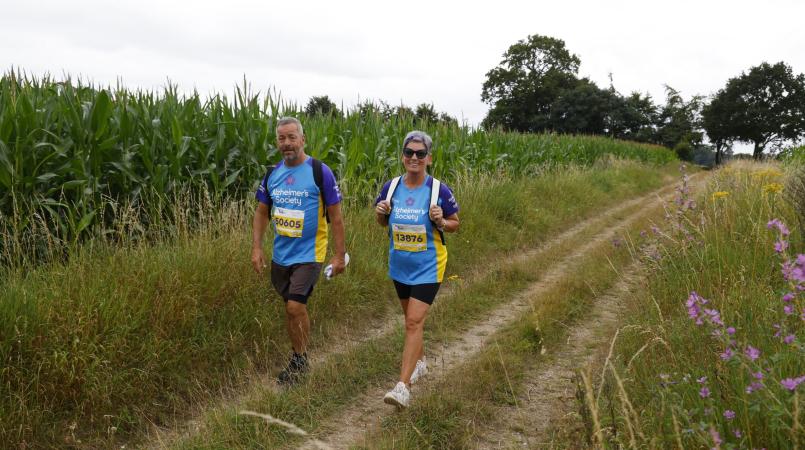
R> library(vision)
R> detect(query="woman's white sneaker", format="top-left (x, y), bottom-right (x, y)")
top-left (409, 358), bottom-right (428, 384)
top-left (383, 381), bottom-right (410, 409)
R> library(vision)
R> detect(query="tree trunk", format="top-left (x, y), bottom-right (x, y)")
top-left (753, 142), bottom-right (764, 160)
top-left (715, 142), bottom-right (722, 166)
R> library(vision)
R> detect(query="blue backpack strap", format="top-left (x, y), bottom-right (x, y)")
top-left (262, 164), bottom-right (278, 219)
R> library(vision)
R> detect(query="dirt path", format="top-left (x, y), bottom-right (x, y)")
top-left (473, 262), bottom-right (642, 449)
top-left (298, 175), bottom-right (701, 450)
top-left (145, 174), bottom-right (692, 449)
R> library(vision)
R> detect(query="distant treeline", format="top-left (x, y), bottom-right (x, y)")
top-left (479, 34), bottom-right (805, 163)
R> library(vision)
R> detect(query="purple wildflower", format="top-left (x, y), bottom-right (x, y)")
top-left (726, 327), bottom-right (736, 335)
top-left (640, 230), bottom-right (647, 238)
top-left (753, 371), bottom-right (764, 380)
top-left (782, 261), bottom-right (796, 281)
top-left (746, 382), bottom-right (764, 393)
top-left (697, 376), bottom-right (708, 384)
top-left (773, 323), bottom-right (782, 337)
top-left (723, 410), bottom-right (736, 420)
top-left (797, 254), bottom-right (805, 266)
top-left (709, 427), bottom-right (722, 448)
top-left (704, 308), bottom-right (724, 326)
top-left (767, 219), bottom-right (790, 236)
top-left (784, 305), bottom-right (794, 315)
top-left (793, 266), bottom-right (805, 283)
top-left (784, 334), bottom-right (795, 344)
top-left (745, 346), bottom-right (760, 361)
top-left (774, 240), bottom-right (789, 253)
top-left (783, 293), bottom-right (795, 302)
top-left (700, 387), bottom-right (711, 398)
top-left (780, 376), bottom-right (805, 391)
top-left (733, 429), bottom-right (742, 438)
top-left (720, 347), bottom-right (735, 360)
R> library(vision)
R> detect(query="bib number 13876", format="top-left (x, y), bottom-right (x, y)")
top-left (392, 223), bottom-right (426, 252)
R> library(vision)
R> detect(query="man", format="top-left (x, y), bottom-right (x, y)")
top-left (251, 116), bottom-right (346, 385)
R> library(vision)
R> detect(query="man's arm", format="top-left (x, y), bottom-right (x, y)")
top-left (251, 202), bottom-right (270, 274)
top-left (326, 202), bottom-right (347, 276)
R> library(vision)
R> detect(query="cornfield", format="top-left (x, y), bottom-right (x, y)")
top-left (0, 71), bottom-right (676, 265)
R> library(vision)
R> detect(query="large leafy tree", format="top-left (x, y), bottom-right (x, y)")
top-left (304, 95), bottom-right (340, 117)
top-left (703, 62), bottom-right (805, 159)
top-left (610, 92), bottom-right (659, 142)
top-left (655, 86), bottom-right (704, 161)
top-left (549, 79), bottom-right (620, 135)
top-left (481, 34), bottom-right (581, 132)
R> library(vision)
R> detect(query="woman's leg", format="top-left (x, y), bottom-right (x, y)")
top-left (400, 298), bottom-right (429, 385)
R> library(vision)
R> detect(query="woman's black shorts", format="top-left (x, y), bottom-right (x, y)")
top-left (392, 280), bottom-right (441, 305)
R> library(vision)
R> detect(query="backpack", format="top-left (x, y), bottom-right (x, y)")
top-left (385, 175), bottom-right (446, 245)
top-left (262, 157), bottom-right (331, 222)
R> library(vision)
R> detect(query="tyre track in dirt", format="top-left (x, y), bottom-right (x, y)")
top-left (145, 175), bottom-right (690, 449)
top-left (474, 262), bottom-right (642, 449)
top-left (297, 174), bottom-right (703, 450)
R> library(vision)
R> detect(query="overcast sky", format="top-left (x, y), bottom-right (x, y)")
top-left (3, 0), bottom-right (804, 152)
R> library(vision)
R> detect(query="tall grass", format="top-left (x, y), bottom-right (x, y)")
top-left (0, 70), bottom-right (676, 267)
top-left (580, 161), bottom-right (804, 448)
top-left (0, 161), bottom-right (674, 448)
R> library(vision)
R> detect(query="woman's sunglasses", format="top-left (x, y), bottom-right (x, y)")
top-left (402, 148), bottom-right (429, 159)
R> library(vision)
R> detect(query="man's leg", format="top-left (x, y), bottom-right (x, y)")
top-left (285, 299), bottom-right (310, 354)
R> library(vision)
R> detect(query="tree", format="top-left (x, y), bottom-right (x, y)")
top-left (481, 34), bottom-right (581, 132)
top-left (415, 103), bottom-right (439, 123)
top-left (548, 79), bottom-right (620, 135)
top-left (610, 92), bottom-right (659, 142)
top-left (704, 62), bottom-right (805, 159)
top-left (655, 86), bottom-right (704, 161)
top-left (701, 93), bottom-right (734, 165)
top-left (304, 95), bottom-right (340, 117)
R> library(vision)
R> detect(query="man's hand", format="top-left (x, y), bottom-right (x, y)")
top-left (252, 247), bottom-right (267, 274)
top-left (328, 253), bottom-right (346, 277)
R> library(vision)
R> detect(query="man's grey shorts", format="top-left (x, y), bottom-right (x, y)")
top-left (270, 262), bottom-right (322, 304)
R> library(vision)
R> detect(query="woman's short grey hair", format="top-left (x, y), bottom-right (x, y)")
top-left (402, 130), bottom-right (432, 153)
top-left (276, 116), bottom-right (304, 135)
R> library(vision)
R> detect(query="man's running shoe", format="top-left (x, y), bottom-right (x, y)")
top-left (383, 381), bottom-right (410, 409)
top-left (277, 352), bottom-right (308, 385)
top-left (409, 357), bottom-right (428, 384)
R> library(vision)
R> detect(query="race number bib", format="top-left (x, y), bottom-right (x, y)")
top-left (392, 223), bottom-right (427, 252)
top-left (274, 207), bottom-right (305, 238)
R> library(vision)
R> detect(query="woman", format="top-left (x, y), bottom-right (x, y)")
top-left (374, 130), bottom-right (460, 408)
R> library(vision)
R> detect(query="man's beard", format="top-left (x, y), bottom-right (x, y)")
top-left (282, 147), bottom-right (299, 162)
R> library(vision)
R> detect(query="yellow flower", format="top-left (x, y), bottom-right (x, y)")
top-left (753, 169), bottom-right (783, 179)
top-left (711, 191), bottom-right (730, 201)
top-left (763, 183), bottom-right (784, 194)
top-left (447, 274), bottom-right (461, 281)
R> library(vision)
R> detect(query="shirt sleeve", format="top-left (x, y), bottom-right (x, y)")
top-left (320, 163), bottom-right (342, 206)
top-left (438, 183), bottom-right (459, 217)
top-left (255, 172), bottom-right (271, 205)
top-left (375, 180), bottom-right (392, 206)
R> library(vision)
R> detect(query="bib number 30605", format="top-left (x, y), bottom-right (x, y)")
top-left (274, 207), bottom-right (305, 238)
top-left (392, 223), bottom-right (427, 252)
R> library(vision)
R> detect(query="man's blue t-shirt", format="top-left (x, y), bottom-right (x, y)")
top-left (256, 157), bottom-right (341, 265)
top-left (375, 176), bottom-right (459, 284)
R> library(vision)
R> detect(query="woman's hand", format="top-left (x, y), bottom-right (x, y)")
top-left (429, 205), bottom-right (445, 229)
top-left (376, 200), bottom-right (391, 216)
